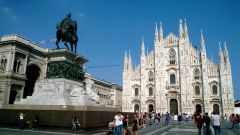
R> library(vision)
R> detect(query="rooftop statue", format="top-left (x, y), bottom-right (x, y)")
top-left (56, 13), bottom-right (78, 53)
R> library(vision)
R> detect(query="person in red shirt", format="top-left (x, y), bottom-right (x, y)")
top-left (195, 112), bottom-right (203, 135)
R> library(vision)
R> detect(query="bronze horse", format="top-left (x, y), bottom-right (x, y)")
top-left (56, 17), bottom-right (78, 54)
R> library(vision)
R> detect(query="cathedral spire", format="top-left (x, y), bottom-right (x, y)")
top-left (200, 29), bottom-right (205, 51)
top-left (124, 51), bottom-right (130, 70)
top-left (128, 50), bottom-right (132, 69)
top-left (224, 41), bottom-right (229, 62)
top-left (159, 22), bottom-right (163, 43)
top-left (184, 19), bottom-right (189, 41)
top-left (154, 22), bottom-right (159, 46)
top-left (218, 42), bottom-right (224, 64)
top-left (141, 37), bottom-right (145, 57)
top-left (124, 51), bottom-right (127, 69)
top-left (124, 51), bottom-right (128, 63)
top-left (179, 19), bottom-right (184, 38)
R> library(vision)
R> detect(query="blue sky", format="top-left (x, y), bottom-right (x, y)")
top-left (0, 0), bottom-right (239, 99)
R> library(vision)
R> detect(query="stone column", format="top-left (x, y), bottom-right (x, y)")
top-left (166, 95), bottom-right (169, 113)
top-left (7, 50), bottom-right (15, 73)
top-left (3, 82), bottom-right (11, 106)
top-left (23, 54), bottom-right (28, 74)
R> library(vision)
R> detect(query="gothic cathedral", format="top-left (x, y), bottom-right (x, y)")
top-left (122, 19), bottom-right (234, 115)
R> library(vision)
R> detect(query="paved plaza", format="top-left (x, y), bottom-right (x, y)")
top-left (0, 119), bottom-right (239, 135)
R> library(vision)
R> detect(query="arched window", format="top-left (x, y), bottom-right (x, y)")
top-left (169, 49), bottom-right (176, 64)
top-left (194, 69), bottom-right (200, 79)
top-left (195, 86), bottom-right (200, 95)
top-left (0, 58), bottom-right (7, 71)
top-left (149, 71), bottom-right (154, 82)
top-left (212, 85), bottom-right (218, 95)
top-left (135, 88), bottom-right (139, 97)
top-left (149, 87), bottom-right (153, 96)
top-left (4, 59), bottom-right (7, 70)
top-left (170, 74), bottom-right (176, 84)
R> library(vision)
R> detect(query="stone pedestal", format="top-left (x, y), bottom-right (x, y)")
top-left (46, 49), bottom-right (88, 82)
top-left (16, 49), bottom-right (101, 106)
top-left (15, 78), bottom-right (101, 106)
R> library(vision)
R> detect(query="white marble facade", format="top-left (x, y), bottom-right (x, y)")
top-left (122, 19), bottom-right (235, 115)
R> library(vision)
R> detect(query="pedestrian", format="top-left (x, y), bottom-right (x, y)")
top-left (132, 114), bottom-right (139, 135)
top-left (114, 111), bottom-right (124, 135)
top-left (123, 114), bottom-right (129, 135)
top-left (211, 111), bottom-right (221, 135)
top-left (19, 112), bottom-right (25, 129)
top-left (174, 113), bottom-right (178, 127)
top-left (165, 112), bottom-right (169, 126)
top-left (195, 112), bottom-right (203, 135)
top-left (178, 114), bottom-right (182, 126)
top-left (33, 114), bottom-right (40, 129)
top-left (157, 113), bottom-right (161, 124)
top-left (202, 113), bottom-right (211, 135)
top-left (72, 117), bottom-right (80, 132)
top-left (230, 113), bottom-right (236, 129)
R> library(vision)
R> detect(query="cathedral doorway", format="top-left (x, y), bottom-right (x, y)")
top-left (213, 104), bottom-right (220, 114)
top-left (134, 104), bottom-right (139, 112)
top-left (149, 104), bottom-right (153, 112)
top-left (170, 99), bottom-right (178, 115)
top-left (196, 104), bottom-right (202, 113)
top-left (23, 64), bottom-right (40, 98)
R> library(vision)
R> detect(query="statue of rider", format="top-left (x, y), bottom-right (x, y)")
top-left (61, 13), bottom-right (72, 30)
top-left (56, 13), bottom-right (78, 53)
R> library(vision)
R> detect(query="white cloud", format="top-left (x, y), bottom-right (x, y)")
top-left (1, 6), bottom-right (9, 13)
top-left (39, 39), bottom-right (56, 45)
top-left (1, 6), bottom-right (19, 21)
top-left (49, 39), bottom-right (57, 44)
top-left (12, 16), bottom-right (18, 20)
top-left (40, 40), bottom-right (46, 45)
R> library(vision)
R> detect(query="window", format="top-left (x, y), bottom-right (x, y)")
top-left (212, 85), bottom-right (218, 95)
top-left (195, 86), bottom-right (200, 95)
top-left (0, 59), bottom-right (7, 71)
top-left (135, 88), bottom-right (139, 97)
top-left (170, 74), bottom-right (176, 84)
top-left (194, 69), bottom-right (200, 79)
top-left (169, 49), bottom-right (176, 64)
top-left (149, 71), bottom-right (154, 82)
top-left (149, 87), bottom-right (153, 96)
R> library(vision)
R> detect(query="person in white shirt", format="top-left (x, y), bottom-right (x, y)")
top-left (211, 111), bottom-right (221, 135)
top-left (174, 113), bottom-right (178, 127)
top-left (114, 111), bottom-right (124, 135)
top-left (19, 112), bottom-right (24, 129)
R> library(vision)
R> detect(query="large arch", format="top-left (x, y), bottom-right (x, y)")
top-left (23, 64), bottom-right (40, 98)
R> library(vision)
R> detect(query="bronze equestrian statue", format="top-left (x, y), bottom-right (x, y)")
top-left (56, 13), bottom-right (78, 54)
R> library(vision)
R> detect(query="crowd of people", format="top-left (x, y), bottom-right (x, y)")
top-left (111, 111), bottom-right (240, 135)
